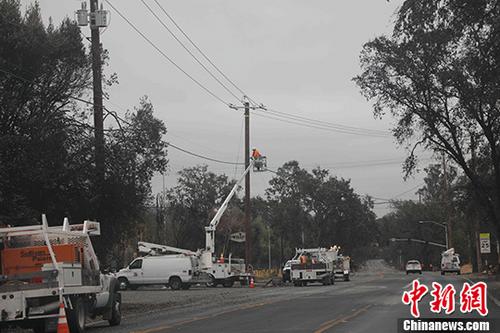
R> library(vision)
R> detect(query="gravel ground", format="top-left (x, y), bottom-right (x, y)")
top-left (120, 284), bottom-right (261, 313)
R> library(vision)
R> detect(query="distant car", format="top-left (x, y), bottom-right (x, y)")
top-left (406, 260), bottom-right (422, 274)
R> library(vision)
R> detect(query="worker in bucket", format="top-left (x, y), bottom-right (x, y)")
top-left (252, 148), bottom-right (263, 171)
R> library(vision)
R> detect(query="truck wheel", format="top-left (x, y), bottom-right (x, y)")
top-left (108, 293), bottom-right (122, 327)
top-left (331, 277), bottom-right (335, 285)
top-left (322, 277), bottom-right (330, 285)
top-left (117, 278), bottom-right (129, 291)
top-left (222, 279), bottom-right (234, 288)
top-left (169, 276), bottom-right (182, 290)
top-left (67, 297), bottom-right (86, 333)
top-left (206, 274), bottom-right (217, 288)
top-left (344, 274), bottom-right (350, 281)
top-left (181, 283), bottom-right (191, 290)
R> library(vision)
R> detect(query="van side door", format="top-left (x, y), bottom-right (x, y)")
top-left (128, 259), bottom-right (144, 284)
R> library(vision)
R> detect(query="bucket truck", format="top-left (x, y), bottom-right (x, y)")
top-left (120, 156), bottom-right (266, 289)
top-left (291, 247), bottom-right (337, 287)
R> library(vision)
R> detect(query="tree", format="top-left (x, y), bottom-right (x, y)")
top-left (265, 161), bottom-right (378, 264)
top-left (0, 0), bottom-right (91, 224)
top-left (165, 165), bottom-right (236, 251)
top-left (355, 0), bottom-right (500, 239)
top-left (0, 2), bottom-right (168, 266)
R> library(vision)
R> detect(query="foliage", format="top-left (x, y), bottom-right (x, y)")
top-left (164, 165), bottom-right (237, 251)
top-left (0, 2), bottom-right (168, 266)
top-left (264, 161), bottom-right (378, 265)
top-left (354, 0), bottom-right (500, 238)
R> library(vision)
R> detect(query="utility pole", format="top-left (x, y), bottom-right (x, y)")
top-left (470, 135), bottom-right (482, 272)
top-left (90, 0), bottom-right (105, 211)
top-left (442, 153), bottom-right (453, 249)
top-left (244, 100), bottom-right (251, 269)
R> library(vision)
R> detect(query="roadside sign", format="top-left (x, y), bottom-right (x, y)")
top-left (479, 233), bottom-right (491, 254)
top-left (230, 232), bottom-right (246, 243)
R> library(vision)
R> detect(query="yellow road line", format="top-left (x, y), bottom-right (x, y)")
top-left (313, 304), bottom-right (373, 333)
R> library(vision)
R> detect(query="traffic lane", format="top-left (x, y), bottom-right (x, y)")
top-left (87, 275), bottom-right (379, 333)
top-left (122, 273), bottom-right (409, 333)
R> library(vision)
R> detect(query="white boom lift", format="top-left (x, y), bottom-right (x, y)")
top-left (136, 155), bottom-right (267, 287)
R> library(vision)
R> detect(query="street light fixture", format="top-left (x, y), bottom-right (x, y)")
top-left (418, 220), bottom-right (448, 249)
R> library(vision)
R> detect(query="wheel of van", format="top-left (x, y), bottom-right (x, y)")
top-left (222, 279), bottom-right (234, 288)
top-left (206, 274), bottom-right (217, 288)
top-left (181, 283), bottom-right (191, 290)
top-left (322, 277), bottom-right (330, 285)
top-left (118, 278), bottom-right (129, 291)
top-left (108, 293), bottom-right (122, 326)
top-left (169, 276), bottom-right (182, 290)
top-left (67, 297), bottom-right (86, 333)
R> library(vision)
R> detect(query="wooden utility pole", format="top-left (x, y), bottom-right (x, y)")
top-left (90, 0), bottom-right (105, 209)
top-left (442, 153), bottom-right (453, 249)
top-left (470, 135), bottom-right (482, 272)
top-left (244, 101), bottom-right (251, 269)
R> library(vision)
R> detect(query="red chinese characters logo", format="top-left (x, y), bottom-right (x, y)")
top-left (402, 280), bottom-right (429, 318)
top-left (402, 280), bottom-right (488, 318)
top-left (460, 282), bottom-right (488, 316)
top-left (430, 282), bottom-right (456, 315)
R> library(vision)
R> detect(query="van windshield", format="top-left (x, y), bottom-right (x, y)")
top-left (129, 259), bottom-right (143, 269)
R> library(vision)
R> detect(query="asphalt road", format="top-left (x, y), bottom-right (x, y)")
top-left (87, 269), bottom-right (500, 333)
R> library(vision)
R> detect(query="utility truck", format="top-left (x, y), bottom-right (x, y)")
top-left (291, 248), bottom-right (337, 286)
top-left (334, 254), bottom-right (351, 281)
top-left (119, 156), bottom-right (266, 289)
top-left (0, 215), bottom-right (121, 333)
top-left (441, 248), bottom-right (461, 275)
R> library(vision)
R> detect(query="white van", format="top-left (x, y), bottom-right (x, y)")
top-left (116, 255), bottom-right (196, 290)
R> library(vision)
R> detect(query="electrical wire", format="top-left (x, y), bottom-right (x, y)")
top-left (253, 108), bottom-right (391, 137)
top-left (264, 108), bottom-right (390, 136)
top-left (152, 0), bottom-right (250, 100)
top-left (252, 111), bottom-right (391, 137)
top-left (140, 0), bottom-right (241, 103)
top-left (0, 65), bottom-right (246, 167)
top-left (167, 142), bottom-right (244, 165)
top-left (104, 0), bottom-right (231, 106)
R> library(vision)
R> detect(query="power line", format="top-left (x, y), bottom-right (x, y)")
top-left (253, 108), bottom-right (391, 137)
top-left (252, 111), bottom-right (391, 137)
top-left (104, 0), bottom-right (230, 106)
top-left (139, 0), bottom-right (241, 103)
top-left (265, 108), bottom-right (390, 136)
top-left (152, 0), bottom-right (251, 101)
top-left (1, 65), bottom-right (248, 168)
top-left (167, 142), bottom-right (244, 165)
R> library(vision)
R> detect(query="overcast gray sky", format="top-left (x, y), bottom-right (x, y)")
top-left (24, 0), bottom-right (429, 216)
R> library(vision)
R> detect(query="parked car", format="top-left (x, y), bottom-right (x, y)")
top-left (116, 255), bottom-right (196, 290)
top-left (406, 260), bottom-right (422, 274)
